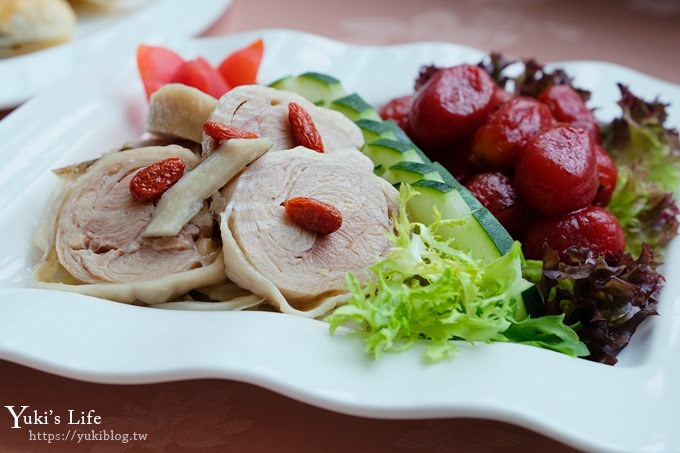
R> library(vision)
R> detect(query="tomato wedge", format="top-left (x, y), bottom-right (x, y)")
top-left (173, 57), bottom-right (230, 99)
top-left (217, 38), bottom-right (264, 87)
top-left (137, 45), bottom-right (184, 100)
top-left (136, 39), bottom-right (264, 100)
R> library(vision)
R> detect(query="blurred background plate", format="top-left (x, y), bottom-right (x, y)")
top-left (0, 0), bottom-right (231, 109)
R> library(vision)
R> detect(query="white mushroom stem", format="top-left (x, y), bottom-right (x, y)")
top-left (143, 138), bottom-right (272, 237)
top-left (146, 83), bottom-right (218, 143)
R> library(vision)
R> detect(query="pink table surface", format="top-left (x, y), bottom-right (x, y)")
top-left (2, 1), bottom-right (679, 451)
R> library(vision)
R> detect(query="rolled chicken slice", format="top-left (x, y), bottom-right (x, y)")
top-left (49, 145), bottom-right (223, 298)
top-left (203, 85), bottom-right (364, 157)
top-left (33, 252), bottom-right (227, 305)
top-left (220, 146), bottom-right (398, 317)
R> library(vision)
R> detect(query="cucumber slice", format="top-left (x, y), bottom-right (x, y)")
top-left (429, 163), bottom-right (541, 313)
top-left (408, 180), bottom-right (503, 261)
top-left (355, 119), bottom-right (430, 161)
top-left (329, 93), bottom-right (381, 121)
top-left (383, 119), bottom-right (415, 145)
top-left (269, 72), bottom-right (345, 104)
top-left (355, 118), bottom-right (397, 143)
top-left (431, 162), bottom-right (513, 255)
top-left (353, 119), bottom-right (431, 163)
top-left (382, 161), bottom-right (443, 185)
top-left (363, 139), bottom-right (424, 176)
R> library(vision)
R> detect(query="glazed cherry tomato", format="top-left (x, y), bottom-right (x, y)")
top-left (379, 95), bottom-right (413, 136)
top-left (217, 38), bottom-right (264, 87)
top-left (490, 86), bottom-right (515, 109)
top-left (515, 125), bottom-right (598, 216)
top-left (523, 206), bottom-right (625, 260)
top-left (465, 172), bottom-right (529, 237)
top-left (136, 45), bottom-right (184, 100)
top-left (593, 144), bottom-right (618, 206)
top-left (408, 64), bottom-right (496, 153)
top-left (470, 97), bottom-right (554, 171)
top-left (173, 57), bottom-right (230, 99)
top-left (538, 84), bottom-right (600, 143)
top-left (442, 139), bottom-right (477, 182)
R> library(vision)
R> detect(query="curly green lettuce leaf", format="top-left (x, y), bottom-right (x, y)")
top-left (608, 165), bottom-right (679, 256)
top-left (502, 315), bottom-right (586, 357)
top-left (604, 84), bottom-right (680, 191)
top-left (603, 84), bottom-right (680, 256)
top-left (327, 185), bottom-right (587, 362)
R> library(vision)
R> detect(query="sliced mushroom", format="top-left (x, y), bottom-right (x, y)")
top-left (143, 137), bottom-right (272, 237)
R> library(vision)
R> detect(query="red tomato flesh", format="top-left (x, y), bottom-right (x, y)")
top-left (523, 206), bottom-right (625, 260)
top-left (471, 96), bottom-right (554, 171)
top-left (515, 125), bottom-right (598, 217)
top-left (379, 95), bottom-right (413, 136)
top-left (408, 64), bottom-right (496, 153)
top-left (538, 84), bottom-right (600, 143)
top-left (173, 57), bottom-right (230, 99)
top-left (489, 86), bottom-right (515, 109)
top-left (465, 171), bottom-right (529, 237)
top-left (137, 44), bottom-right (184, 100)
top-left (593, 144), bottom-right (618, 206)
top-left (218, 38), bottom-right (264, 88)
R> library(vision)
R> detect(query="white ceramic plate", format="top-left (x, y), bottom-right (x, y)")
top-left (1, 30), bottom-right (679, 453)
top-left (0, 0), bottom-right (231, 109)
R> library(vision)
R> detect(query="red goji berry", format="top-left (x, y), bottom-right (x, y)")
top-left (130, 157), bottom-right (185, 202)
top-left (281, 196), bottom-right (342, 234)
top-left (288, 102), bottom-right (324, 152)
top-left (203, 121), bottom-right (259, 141)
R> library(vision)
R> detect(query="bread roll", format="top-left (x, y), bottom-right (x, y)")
top-left (0, 0), bottom-right (77, 57)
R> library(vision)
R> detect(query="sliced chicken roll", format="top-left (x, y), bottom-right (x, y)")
top-left (203, 85), bottom-right (364, 157)
top-left (220, 146), bottom-right (398, 318)
top-left (35, 145), bottom-right (225, 304)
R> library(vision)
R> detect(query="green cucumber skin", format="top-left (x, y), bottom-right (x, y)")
top-left (269, 72), bottom-right (345, 104)
top-left (330, 93), bottom-right (382, 121)
top-left (384, 161), bottom-right (443, 184)
top-left (408, 181), bottom-right (503, 261)
top-left (298, 72), bottom-right (342, 85)
top-left (364, 139), bottom-right (424, 176)
top-left (430, 162), bottom-right (514, 255)
top-left (356, 118), bottom-right (396, 143)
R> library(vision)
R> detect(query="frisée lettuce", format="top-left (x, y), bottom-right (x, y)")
top-left (327, 185), bottom-right (588, 362)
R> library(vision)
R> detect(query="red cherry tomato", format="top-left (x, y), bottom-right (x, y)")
top-left (465, 171), bottom-right (529, 237)
top-left (523, 206), bottom-right (625, 260)
top-left (379, 95), bottom-right (413, 135)
top-left (515, 125), bottom-right (598, 217)
top-left (136, 44), bottom-right (184, 100)
top-left (538, 85), bottom-right (600, 143)
top-left (217, 38), bottom-right (264, 88)
top-left (593, 144), bottom-right (618, 206)
top-left (490, 86), bottom-right (515, 109)
top-left (408, 64), bottom-right (496, 153)
top-left (470, 96), bottom-right (554, 171)
top-left (173, 57), bottom-right (230, 99)
top-left (442, 139), bottom-right (477, 182)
